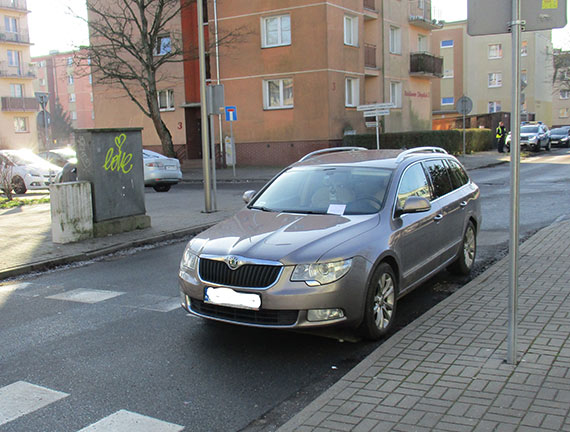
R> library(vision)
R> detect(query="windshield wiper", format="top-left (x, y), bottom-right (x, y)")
top-left (279, 209), bottom-right (327, 215)
top-left (250, 206), bottom-right (276, 212)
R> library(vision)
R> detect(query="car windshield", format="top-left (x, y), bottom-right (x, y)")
top-left (3, 151), bottom-right (49, 166)
top-left (250, 166), bottom-right (393, 215)
top-left (521, 126), bottom-right (538, 133)
top-left (550, 128), bottom-right (567, 134)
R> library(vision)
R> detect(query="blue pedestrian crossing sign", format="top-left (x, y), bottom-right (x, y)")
top-left (225, 106), bottom-right (237, 122)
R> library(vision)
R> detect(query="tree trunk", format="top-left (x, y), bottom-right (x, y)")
top-left (150, 110), bottom-right (175, 157)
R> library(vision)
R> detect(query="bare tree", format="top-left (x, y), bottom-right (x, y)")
top-left (80, 0), bottom-right (246, 157)
top-left (0, 160), bottom-right (14, 201)
top-left (553, 50), bottom-right (570, 91)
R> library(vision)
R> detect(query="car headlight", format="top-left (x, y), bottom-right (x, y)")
top-left (180, 246), bottom-right (198, 272)
top-left (291, 259), bottom-right (352, 286)
top-left (528, 136), bottom-right (537, 142)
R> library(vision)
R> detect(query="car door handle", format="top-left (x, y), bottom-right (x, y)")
top-left (460, 201), bottom-right (468, 208)
top-left (434, 214), bottom-right (443, 222)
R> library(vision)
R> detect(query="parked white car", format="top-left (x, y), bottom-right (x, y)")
top-left (0, 149), bottom-right (61, 194)
top-left (143, 149), bottom-right (182, 192)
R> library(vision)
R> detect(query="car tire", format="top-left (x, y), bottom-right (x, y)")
top-left (546, 140), bottom-right (551, 151)
top-left (11, 176), bottom-right (26, 194)
top-left (359, 262), bottom-right (398, 340)
top-left (449, 221), bottom-right (477, 276)
top-left (153, 184), bottom-right (171, 192)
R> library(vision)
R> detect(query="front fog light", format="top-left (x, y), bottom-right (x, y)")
top-left (307, 308), bottom-right (345, 322)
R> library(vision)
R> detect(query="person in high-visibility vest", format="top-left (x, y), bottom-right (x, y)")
top-left (496, 121), bottom-right (506, 153)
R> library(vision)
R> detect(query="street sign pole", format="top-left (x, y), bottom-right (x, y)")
top-left (375, 115), bottom-right (379, 150)
top-left (507, 0), bottom-right (522, 366)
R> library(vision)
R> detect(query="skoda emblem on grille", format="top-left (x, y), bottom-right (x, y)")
top-left (226, 256), bottom-right (241, 270)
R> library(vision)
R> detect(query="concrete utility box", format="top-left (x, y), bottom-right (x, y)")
top-left (50, 181), bottom-right (93, 244)
top-left (74, 128), bottom-right (150, 236)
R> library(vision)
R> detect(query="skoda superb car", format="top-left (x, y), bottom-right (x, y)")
top-left (179, 147), bottom-right (481, 340)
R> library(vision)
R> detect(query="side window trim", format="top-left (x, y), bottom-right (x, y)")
top-left (392, 161), bottom-right (433, 218)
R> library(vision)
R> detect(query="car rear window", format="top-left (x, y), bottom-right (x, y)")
top-left (446, 159), bottom-right (469, 189)
top-left (423, 159), bottom-right (453, 198)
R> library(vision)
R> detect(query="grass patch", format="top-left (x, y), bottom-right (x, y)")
top-left (0, 197), bottom-right (50, 209)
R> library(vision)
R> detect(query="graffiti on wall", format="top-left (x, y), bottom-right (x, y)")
top-left (103, 133), bottom-right (133, 174)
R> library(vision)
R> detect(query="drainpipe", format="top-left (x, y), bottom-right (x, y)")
top-left (213, 0), bottom-right (224, 161)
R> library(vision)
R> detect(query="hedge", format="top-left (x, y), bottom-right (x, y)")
top-left (342, 129), bottom-right (494, 155)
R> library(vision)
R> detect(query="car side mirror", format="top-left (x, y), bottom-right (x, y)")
top-left (395, 196), bottom-right (431, 217)
top-left (242, 190), bottom-right (257, 204)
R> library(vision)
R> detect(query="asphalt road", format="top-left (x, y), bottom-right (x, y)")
top-left (1, 148), bottom-right (569, 432)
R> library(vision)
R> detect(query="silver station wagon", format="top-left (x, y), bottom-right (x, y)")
top-left (179, 147), bottom-right (481, 339)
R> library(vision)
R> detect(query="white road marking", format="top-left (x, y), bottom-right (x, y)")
top-left (78, 410), bottom-right (184, 432)
top-left (0, 381), bottom-right (69, 426)
top-left (47, 289), bottom-right (124, 304)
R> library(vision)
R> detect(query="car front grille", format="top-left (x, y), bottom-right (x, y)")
top-left (190, 299), bottom-right (298, 326)
top-left (199, 258), bottom-right (281, 288)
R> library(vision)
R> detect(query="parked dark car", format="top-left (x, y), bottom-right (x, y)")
top-left (549, 126), bottom-right (570, 148)
top-left (179, 147), bottom-right (482, 340)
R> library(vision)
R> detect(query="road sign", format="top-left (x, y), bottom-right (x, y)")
top-left (206, 85), bottom-right (225, 115)
top-left (357, 102), bottom-right (394, 111)
top-left (363, 109), bottom-right (390, 117)
top-left (225, 106), bottom-right (237, 122)
top-left (456, 96), bottom-right (473, 115)
top-left (467, 0), bottom-right (567, 35)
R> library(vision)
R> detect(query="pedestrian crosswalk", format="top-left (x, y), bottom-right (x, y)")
top-left (0, 381), bottom-right (184, 431)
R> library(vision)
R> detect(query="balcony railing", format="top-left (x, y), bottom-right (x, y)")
top-left (0, 0), bottom-right (27, 11)
top-left (408, 0), bottom-right (443, 29)
top-left (364, 0), bottom-right (376, 11)
top-left (0, 28), bottom-right (30, 44)
top-left (0, 62), bottom-right (36, 79)
top-left (1, 96), bottom-right (38, 112)
top-left (410, 52), bottom-right (443, 78)
top-left (365, 44), bottom-right (377, 68)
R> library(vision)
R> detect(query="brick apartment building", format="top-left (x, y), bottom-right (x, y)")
top-left (0, 0), bottom-right (38, 151)
top-left (553, 49), bottom-right (570, 128)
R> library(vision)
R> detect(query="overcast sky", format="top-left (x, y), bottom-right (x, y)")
top-left (26, 0), bottom-right (570, 57)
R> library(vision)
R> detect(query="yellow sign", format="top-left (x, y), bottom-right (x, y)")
top-left (103, 133), bottom-right (133, 174)
top-left (542, 0), bottom-right (558, 9)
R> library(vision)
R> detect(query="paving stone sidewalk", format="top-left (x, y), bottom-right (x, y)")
top-left (279, 219), bottom-right (570, 432)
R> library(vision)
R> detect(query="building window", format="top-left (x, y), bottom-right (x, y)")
top-left (89, 74), bottom-right (93, 84)
top-left (488, 44), bottom-right (502, 59)
top-left (488, 72), bottom-right (502, 87)
top-left (5, 16), bottom-right (17, 33)
top-left (262, 14), bottom-right (291, 47)
top-left (344, 15), bottom-right (358, 46)
top-left (10, 83), bottom-right (23, 97)
top-left (263, 78), bottom-right (293, 109)
top-left (488, 101), bottom-right (501, 113)
top-left (92, 111), bottom-right (95, 120)
top-left (345, 77), bottom-right (359, 107)
top-left (71, 111), bottom-right (77, 120)
top-left (521, 69), bottom-right (527, 84)
top-left (521, 40), bottom-right (528, 56)
top-left (90, 92), bottom-right (93, 102)
top-left (14, 117), bottom-right (28, 133)
top-left (155, 35), bottom-right (171, 55)
top-left (7, 50), bottom-right (20, 67)
top-left (418, 34), bottom-right (427, 52)
top-left (440, 39), bottom-right (454, 48)
top-left (158, 89), bottom-right (175, 111)
top-left (443, 69), bottom-right (454, 78)
top-left (68, 75), bottom-right (74, 85)
top-left (560, 108), bottom-right (569, 118)
top-left (560, 89), bottom-right (570, 100)
top-left (69, 93), bottom-right (76, 103)
top-left (39, 78), bottom-right (46, 86)
top-left (67, 57), bottom-right (73, 66)
top-left (390, 81), bottom-right (402, 108)
top-left (441, 97), bottom-right (454, 105)
top-left (418, 0), bottom-right (425, 9)
top-left (389, 26), bottom-right (401, 54)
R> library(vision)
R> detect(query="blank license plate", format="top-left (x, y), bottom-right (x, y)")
top-left (204, 287), bottom-right (261, 310)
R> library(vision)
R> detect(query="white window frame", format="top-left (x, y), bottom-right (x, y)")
top-left (67, 57), bottom-right (73, 66)
top-left (521, 40), bottom-right (528, 56)
top-left (263, 78), bottom-right (294, 110)
top-left (441, 97), bottom-right (454, 106)
top-left (261, 14), bottom-right (291, 48)
top-left (69, 93), bottom-right (76, 103)
top-left (10, 83), bottom-right (23, 98)
top-left (488, 72), bottom-right (502, 88)
top-left (68, 74), bottom-right (74, 85)
top-left (345, 77), bottom-right (359, 107)
top-left (560, 108), bottom-right (569, 118)
top-left (14, 117), bottom-right (28, 133)
top-left (7, 50), bottom-right (20, 67)
top-left (488, 43), bottom-right (502, 59)
top-left (560, 89), bottom-right (570, 100)
top-left (443, 69), bottom-right (454, 78)
top-left (390, 81), bottom-right (402, 108)
top-left (488, 101), bottom-right (501, 113)
top-left (440, 39), bottom-right (454, 48)
top-left (418, 34), bottom-right (427, 52)
top-left (155, 35), bottom-right (171, 56)
top-left (344, 15), bottom-right (358, 47)
top-left (5, 16), bottom-right (17, 33)
top-left (158, 89), bottom-right (175, 111)
top-left (389, 26), bottom-right (401, 54)
top-left (71, 111), bottom-right (77, 121)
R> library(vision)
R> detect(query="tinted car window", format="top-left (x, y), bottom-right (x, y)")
top-left (396, 163), bottom-right (431, 208)
top-left (446, 159), bottom-right (469, 190)
top-left (423, 159), bottom-right (453, 198)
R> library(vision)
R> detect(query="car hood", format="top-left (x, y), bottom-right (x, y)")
top-left (191, 208), bottom-right (380, 264)
top-left (550, 133), bottom-right (567, 139)
top-left (24, 162), bottom-right (61, 175)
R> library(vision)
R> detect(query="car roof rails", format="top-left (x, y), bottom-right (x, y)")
top-left (298, 146), bottom-right (367, 162)
top-left (395, 146), bottom-right (448, 163)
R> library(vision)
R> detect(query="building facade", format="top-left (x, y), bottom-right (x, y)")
top-left (0, 0), bottom-right (38, 151)
top-left (432, 21), bottom-right (554, 127)
top-left (205, 0), bottom-right (442, 165)
top-left (33, 49), bottom-right (95, 146)
top-left (552, 49), bottom-right (570, 127)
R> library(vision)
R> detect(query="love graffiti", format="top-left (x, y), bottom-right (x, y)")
top-left (103, 133), bottom-right (133, 174)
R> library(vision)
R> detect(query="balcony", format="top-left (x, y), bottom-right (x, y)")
top-left (365, 44), bottom-right (377, 69)
top-left (1, 96), bottom-right (38, 112)
top-left (408, 0), bottom-right (443, 30)
top-left (363, 0), bottom-right (378, 19)
top-left (0, 28), bottom-right (30, 44)
top-left (0, 62), bottom-right (36, 79)
top-left (0, 0), bottom-right (27, 12)
top-left (410, 52), bottom-right (443, 78)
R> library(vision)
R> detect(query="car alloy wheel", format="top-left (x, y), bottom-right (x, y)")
top-left (11, 176), bottom-right (26, 194)
top-left (449, 221), bottom-right (476, 275)
top-left (360, 263), bottom-right (398, 340)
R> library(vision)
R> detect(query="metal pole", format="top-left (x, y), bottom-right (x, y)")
top-left (462, 112), bottom-right (466, 155)
top-left (230, 120), bottom-right (236, 178)
top-left (43, 107), bottom-right (49, 150)
top-left (376, 115), bottom-right (380, 149)
top-left (209, 114), bottom-right (218, 210)
top-left (197, 0), bottom-right (212, 212)
top-left (507, 0), bottom-right (522, 365)
top-left (213, 0), bottom-right (224, 159)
